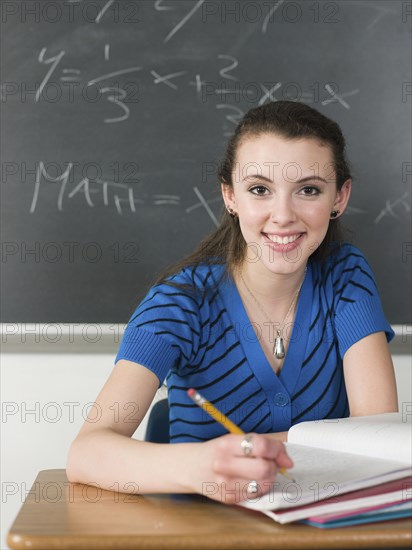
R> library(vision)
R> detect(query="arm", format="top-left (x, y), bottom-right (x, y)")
top-left (343, 331), bottom-right (398, 416)
top-left (66, 360), bottom-right (293, 503)
top-left (66, 360), bottom-right (193, 494)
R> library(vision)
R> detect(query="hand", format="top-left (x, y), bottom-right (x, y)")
top-left (188, 433), bottom-right (294, 505)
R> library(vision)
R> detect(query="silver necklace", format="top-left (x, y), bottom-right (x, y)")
top-left (239, 268), bottom-right (306, 360)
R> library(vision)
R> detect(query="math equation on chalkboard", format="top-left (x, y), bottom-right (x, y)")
top-left (1, 0), bottom-right (410, 323)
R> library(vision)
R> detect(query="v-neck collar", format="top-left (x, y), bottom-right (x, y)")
top-left (219, 263), bottom-right (312, 398)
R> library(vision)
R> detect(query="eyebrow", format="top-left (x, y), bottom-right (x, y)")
top-left (243, 174), bottom-right (329, 184)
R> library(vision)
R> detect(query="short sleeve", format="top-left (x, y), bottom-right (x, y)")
top-left (115, 274), bottom-right (202, 387)
top-left (332, 246), bottom-right (395, 359)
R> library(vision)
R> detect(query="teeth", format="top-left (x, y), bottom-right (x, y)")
top-left (266, 233), bottom-right (301, 244)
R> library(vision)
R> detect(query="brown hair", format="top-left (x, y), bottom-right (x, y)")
top-left (152, 100), bottom-right (352, 288)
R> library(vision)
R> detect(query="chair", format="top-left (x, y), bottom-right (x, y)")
top-left (144, 398), bottom-right (170, 443)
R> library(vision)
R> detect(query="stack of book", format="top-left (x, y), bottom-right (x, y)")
top-left (239, 412), bottom-right (412, 528)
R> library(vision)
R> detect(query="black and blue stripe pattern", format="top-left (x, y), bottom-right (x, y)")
top-left (115, 244), bottom-right (394, 443)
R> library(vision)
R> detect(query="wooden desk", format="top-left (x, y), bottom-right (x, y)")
top-left (7, 470), bottom-right (412, 549)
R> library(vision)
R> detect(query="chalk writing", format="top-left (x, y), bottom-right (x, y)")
top-left (33, 38), bottom-right (359, 133)
top-left (95, 0), bottom-right (115, 24)
top-left (354, 0), bottom-right (398, 32)
top-left (322, 84), bottom-right (360, 110)
top-left (216, 104), bottom-right (245, 132)
top-left (87, 63), bottom-right (142, 123)
top-left (1, 0), bottom-right (409, 325)
top-left (36, 48), bottom-right (65, 102)
top-left (87, 67), bottom-right (143, 87)
top-left (100, 87), bottom-right (129, 123)
top-left (154, 0), bottom-right (175, 12)
top-left (28, 162), bottom-right (188, 216)
top-left (162, 0), bottom-right (205, 43)
top-left (218, 55), bottom-right (239, 81)
top-left (189, 74), bottom-right (207, 94)
top-left (60, 69), bottom-right (81, 83)
top-left (262, 0), bottom-right (285, 33)
top-left (150, 70), bottom-right (187, 90)
top-left (189, 187), bottom-right (220, 227)
top-left (259, 83), bottom-right (282, 105)
top-left (374, 192), bottom-right (411, 224)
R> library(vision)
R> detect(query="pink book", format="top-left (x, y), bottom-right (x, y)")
top-left (306, 498), bottom-right (407, 523)
top-left (263, 476), bottom-right (412, 524)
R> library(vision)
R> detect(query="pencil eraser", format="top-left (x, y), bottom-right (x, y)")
top-left (187, 388), bottom-right (196, 397)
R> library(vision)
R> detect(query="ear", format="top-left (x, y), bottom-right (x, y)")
top-left (221, 182), bottom-right (236, 209)
top-left (333, 179), bottom-right (352, 215)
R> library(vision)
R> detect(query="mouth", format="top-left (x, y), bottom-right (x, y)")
top-left (262, 232), bottom-right (305, 245)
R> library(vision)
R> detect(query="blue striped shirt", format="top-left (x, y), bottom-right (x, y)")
top-left (115, 244), bottom-right (395, 442)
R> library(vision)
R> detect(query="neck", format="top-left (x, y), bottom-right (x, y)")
top-left (235, 261), bottom-right (307, 306)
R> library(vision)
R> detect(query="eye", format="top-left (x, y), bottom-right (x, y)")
top-left (299, 186), bottom-right (321, 196)
top-left (249, 185), bottom-right (269, 196)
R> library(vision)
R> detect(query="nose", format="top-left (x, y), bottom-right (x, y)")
top-left (270, 193), bottom-right (297, 224)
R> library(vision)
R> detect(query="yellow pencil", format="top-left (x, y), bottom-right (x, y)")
top-left (187, 388), bottom-right (295, 482)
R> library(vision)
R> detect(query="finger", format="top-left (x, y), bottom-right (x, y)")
top-left (215, 476), bottom-right (278, 504)
top-left (214, 433), bottom-right (294, 472)
top-left (234, 433), bottom-right (294, 467)
top-left (213, 455), bottom-right (278, 481)
top-left (238, 477), bottom-right (280, 500)
top-left (275, 447), bottom-right (294, 469)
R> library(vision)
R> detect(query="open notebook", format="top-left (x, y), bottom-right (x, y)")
top-left (239, 413), bottom-right (411, 516)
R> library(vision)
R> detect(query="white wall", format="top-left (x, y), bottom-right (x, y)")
top-left (2, 340), bottom-right (411, 549)
top-left (1, 348), bottom-right (168, 549)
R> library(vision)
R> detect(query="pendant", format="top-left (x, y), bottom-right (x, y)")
top-left (274, 333), bottom-right (285, 359)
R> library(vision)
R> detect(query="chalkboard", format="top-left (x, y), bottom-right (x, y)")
top-left (1, 0), bottom-right (411, 324)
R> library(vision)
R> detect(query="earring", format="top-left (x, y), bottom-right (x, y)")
top-left (330, 210), bottom-right (340, 219)
top-left (226, 206), bottom-right (237, 218)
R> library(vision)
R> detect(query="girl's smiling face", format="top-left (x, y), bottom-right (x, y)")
top-left (222, 132), bottom-right (351, 275)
